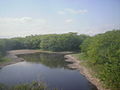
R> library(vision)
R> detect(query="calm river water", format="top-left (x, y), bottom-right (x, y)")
top-left (0, 53), bottom-right (97, 90)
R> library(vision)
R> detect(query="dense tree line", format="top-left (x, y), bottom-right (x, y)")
top-left (0, 32), bottom-right (89, 58)
top-left (40, 33), bottom-right (89, 51)
top-left (81, 30), bottom-right (120, 89)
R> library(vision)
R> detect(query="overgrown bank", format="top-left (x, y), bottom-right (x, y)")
top-left (77, 30), bottom-right (120, 90)
top-left (65, 54), bottom-right (103, 90)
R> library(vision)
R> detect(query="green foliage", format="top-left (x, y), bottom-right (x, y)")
top-left (81, 30), bottom-right (120, 89)
top-left (24, 35), bottom-right (41, 49)
top-left (0, 38), bottom-right (25, 62)
top-left (0, 39), bottom-right (14, 62)
top-left (0, 39), bottom-right (9, 55)
top-left (0, 82), bottom-right (56, 90)
top-left (40, 33), bottom-right (89, 51)
top-left (12, 82), bottom-right (47, 90)
top-left (0, 83), bottom-right (8, 90)
top-left (10, 38), bottom-right (25, 50)
top-left (0, 32), bottom-right (88, 56)
top-left (0, 57), bottom-right (11, 64)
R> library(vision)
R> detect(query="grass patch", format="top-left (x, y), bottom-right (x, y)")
top-left (0, 82), bottom-right (58, 90)
top-left (71, 53), bottom-right (87, 60)
top-left (0, 57), bottom-right (11, 64)
top-left (71, 53), bottom-right (92, 68)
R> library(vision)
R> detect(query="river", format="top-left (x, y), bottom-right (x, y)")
top-left (0, 52), bottom-right (97, 90)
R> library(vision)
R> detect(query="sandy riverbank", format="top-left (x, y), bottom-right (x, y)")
top-left (65, 55), bottom-right (110, 90)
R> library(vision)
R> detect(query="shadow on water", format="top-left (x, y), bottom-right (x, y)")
top-left (17, 53), bottom-right (69, 68)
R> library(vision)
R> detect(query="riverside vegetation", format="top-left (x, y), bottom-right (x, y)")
top-left (0, 30), bottom-right (120, 90)
top-left (0, 82), bottom-right (58, 90)
top-left (80, 30), bottom-right (120, 89)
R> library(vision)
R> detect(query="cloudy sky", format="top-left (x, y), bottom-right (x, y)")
top-left (0, 0), bottom-right (120, 38)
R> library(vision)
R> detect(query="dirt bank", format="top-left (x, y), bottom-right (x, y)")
top-left (64, 55), bottom-right (110, 90)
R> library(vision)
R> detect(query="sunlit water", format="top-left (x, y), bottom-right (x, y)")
top-left (0, 53), bottom-right (97, 90)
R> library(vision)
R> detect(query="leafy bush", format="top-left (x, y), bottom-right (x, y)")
top-left (81, 30), bottom-right (120, 89)
top-left (0, 82), bottom-right (56, 90)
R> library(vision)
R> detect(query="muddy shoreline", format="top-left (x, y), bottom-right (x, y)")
top-left (65, 55), bottom-right (109, 90)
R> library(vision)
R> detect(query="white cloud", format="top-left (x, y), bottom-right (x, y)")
top-left (58, 8), bottom-right (88, 15)
top-left (0, 17), bottom-right (48, 37)
top-left (18, 17), bottom-right (33, 23)
top-left (65, 8), bottom-right (87, 14)
top-left (0, 17), bottom-right (33, 24)
top-left (65, 19), bottom-right (73, 23)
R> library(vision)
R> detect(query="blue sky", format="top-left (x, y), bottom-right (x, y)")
top-left (0, 0), bottom-right (120, 37)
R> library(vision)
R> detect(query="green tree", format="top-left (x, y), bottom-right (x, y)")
top-left (81, 30), bottom-right (120, 89)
